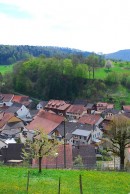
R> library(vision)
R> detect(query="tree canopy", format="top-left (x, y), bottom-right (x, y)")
top-left (107, 115), bottom-right (130, 170)
top-left (2, 56), bottom-right (106, 101)
top-left (22, 130), bottom-right (59, 173)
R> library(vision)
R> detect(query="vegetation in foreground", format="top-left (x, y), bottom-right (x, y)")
top-left (0, 166), bottom-right (130, 194)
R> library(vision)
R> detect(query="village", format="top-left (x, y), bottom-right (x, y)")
top-left (0, 93), bottom-right (130, 170)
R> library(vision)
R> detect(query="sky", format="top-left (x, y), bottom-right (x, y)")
top-left (0, 0), bottom-right (130, 54)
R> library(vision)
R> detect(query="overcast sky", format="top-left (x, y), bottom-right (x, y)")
top-left (0, 0), bottom-right (130, 54)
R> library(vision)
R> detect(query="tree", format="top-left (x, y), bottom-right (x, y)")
top-left (86, 54), bottom-right (99, 79)
top-left (105, 72), bottom-right (120, 85)
top-left (107, 115), bottom-right (130, 170)
top-left (105, 60), bottom-right (113, 71)
top-left (73, 155), bottom-right (84, 168)
top-left (22, 130), bottom-right (59, 173)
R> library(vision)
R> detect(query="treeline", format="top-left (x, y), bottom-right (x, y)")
top-left (106, 71), bottom-right (130, 89)
top-left (0, 45), bottom-right (91, 65)
top-left (1, 55), bottom-right (106, 101)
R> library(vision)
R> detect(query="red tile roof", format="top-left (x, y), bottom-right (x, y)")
top-left (97, 102), bottom-right (108, 107)
top-left (32, 144), bottom-right (73, 168)
top-left (45, 100), bottom-right (70, 111)
top-left (0, 94), bottom-right (14, 102)
top-left (26, 110), bottom-right (64, 134)
top-left (12, 95), bottom-right (23, 103)
top-left (12, 95), bottom-right (30, 106)
top-left (0, 112), bottom-right (14, 129)
top-left (66, 105), bottom-right (86, 114)
top-left (78, 114), bottom-right (101, 125)
top-left (122, 105), bottom-right (130, 111)
top-left (97, 102), bottom-right (114, 109)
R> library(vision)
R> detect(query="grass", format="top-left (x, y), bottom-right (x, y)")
top-left (0, 166), bottom-right (130, 194)
top-left (0, 65), bottom-right (13, 74)
top-left (95, 64), bottom-right (130, 80)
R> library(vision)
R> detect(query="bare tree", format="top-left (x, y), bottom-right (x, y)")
top-left (22, 130), bottom-right (59, 173)
top-left (107, 115), bottom-right (130, 170)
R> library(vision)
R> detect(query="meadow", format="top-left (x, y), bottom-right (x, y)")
top-left (0, 166), bottom-right (130, 194)
top-left (95, 61), bottom-right (130, 79)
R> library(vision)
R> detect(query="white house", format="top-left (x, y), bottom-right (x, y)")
top-left (36, 101), bottom-right (48, 110)
top-left (0, 94), bottom-right (14, 107)
top-left (71, 126), bottom-right (103, 146)
top-left (91, 126), bottom-right (103, 142)
top-left (72, 129), bottom-right (91, 145)
top-left (5, 102), bottom-right (32, 121)
top-left (16, 105), bottom-right (31, 119)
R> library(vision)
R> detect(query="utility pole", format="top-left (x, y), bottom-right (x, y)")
top-left (63, 120), bottom-right (66, 168)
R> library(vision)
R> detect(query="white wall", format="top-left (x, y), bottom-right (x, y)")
top-left (17, 105), bottom-right (31, 118)
top-left (37, 103), bottom-right (43, 110)
top-left (3, 101), bottom-right (13, 107)
top-left (91, 126), bottom-right (103, 141)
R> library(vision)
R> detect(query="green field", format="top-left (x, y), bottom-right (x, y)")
top-left (95, 61), bottom-right (130, 79)
top-left (0, 167), bottom-right (130, 194)
top-left (0, 65), bottom-right (13, 74)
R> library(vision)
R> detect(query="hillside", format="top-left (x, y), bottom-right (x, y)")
top-left (105, 49), bottom-right (130, 61)
top-left (1, 45), bottom-right (130, 65)
top-left (0, 45), bottom-right (91, 65)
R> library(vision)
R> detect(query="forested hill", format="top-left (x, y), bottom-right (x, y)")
top-left (0, 45), bottom-right (91, 65)
top-left (105, 49), bottom-right (130, 61)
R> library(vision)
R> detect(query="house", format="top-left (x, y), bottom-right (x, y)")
top-left (0, 139), bottom-right (8, 149)
top-left (12, 95), bottom-right (32, 108)
top-left (72, 144), bottom-right (96, 168)
top-left (100, 117), bottom-right (113, 132)
top-left (91, 125), bottom-right (103, 143)
top-left (45, 100), bottom-right (71, 116)
top-left (72, 129), bottom-right (91, 145)
top-left (51, 121), bottom-right (92, 144)
top-left (66, 105), bottom-right (87, 121)
top-left (26, 110), bottom-right (64, 135)
top-left (0, 105), bottom-right (9, 114)
top-left (0, 112), bottom-right (26, 142)
top-left (122, 105), bottom-right (130, 113)
top-left (0, 112), bottom-right (14, 131)
top-left (85, 103), bottom-right (96, 114)
top-left (101, 109), bottom-right (122, 119)
top-left (79, 114), bottom-right (103, 127)
top-left (0, 94), bottom-right (14, 107)
top-left (1, 143), bottom-right (24, 163)
top-left (52, 121), bottom-right (102, 145)
top-left (36, 101), bottom-right (48, 110)
top-left (5, 102), bottom-right (32, 122)
top-left (32, 144), bottom-right (73, 169)
top-left (96, 102), bottom-right (114, 113)
top-left (78, 114), bottom-right (103, 142)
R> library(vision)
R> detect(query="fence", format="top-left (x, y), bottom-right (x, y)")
top-left (0, 163), bottom-right (130, 194)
